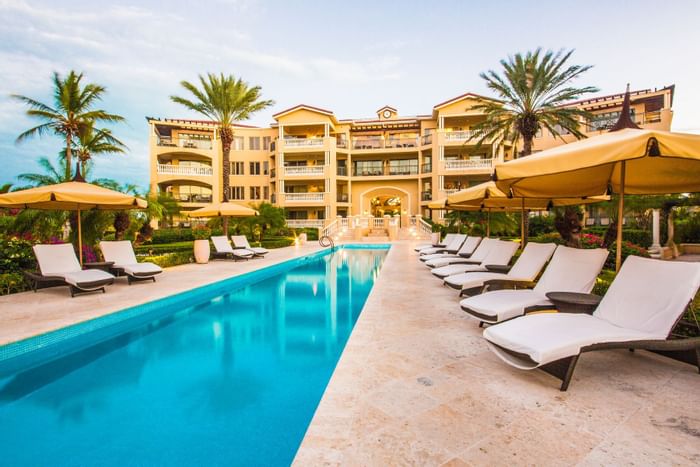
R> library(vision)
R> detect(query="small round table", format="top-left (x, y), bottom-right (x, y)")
top-left (545, 292), bottom-right (602, 314)
top-left (83, 261), bottom-right (115, 273)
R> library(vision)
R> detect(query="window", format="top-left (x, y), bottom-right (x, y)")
top-left (353, 160), bottom-right (383, 176)
top-left (263, 161), bottom-right (269, 175)
top-left (233, 136), bottom-right (244, 150)
top-left (388, 159), bottom-right (418, 175)
top-left (263, 136), bottom-right (271, 150)
top-left (230, 161), bottom-right (245, 175)
top-left (250, 186), bottom-right (261, 200)
top-left (263, 186), bottom-right (269, 199)
top-left (249, 136), bottom-right (261, 150)
top-left (249, 162), bottom-right (261, 175)
top-left (229, 186), bottom-right (245, 200)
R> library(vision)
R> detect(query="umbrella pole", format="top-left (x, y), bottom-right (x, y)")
top-left (616, 161), bottom-right (626, 272)
top-left (78, 207), bottom-right (83, 266)
top-left (520, 198), bottom-right (526, 248)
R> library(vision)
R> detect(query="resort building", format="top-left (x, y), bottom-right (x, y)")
top-left (148, 85), bottom-right (674, 231)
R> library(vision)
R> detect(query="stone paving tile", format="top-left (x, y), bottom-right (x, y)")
top-left (293, 241), bottom-right (700, 465)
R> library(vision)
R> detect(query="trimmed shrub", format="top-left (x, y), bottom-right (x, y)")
top-left (0, 236), bottom-right (36, 273)
top-left (528, 215), bottom-right (556, 236)
top-left (261, 237), bottom-right (294, 249)
top-left (141, 251), bottom-right (193, 268)
top-left (134, 241), bottom-right (194, 256)
top-left (0, 272), bottom-right (30, 296)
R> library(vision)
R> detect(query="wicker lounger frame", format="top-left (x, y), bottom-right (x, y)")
top-left (23, 270), bottom-right (114, 297)
top-left (211, 251), bottom-right (251, 262)
top-left (110, 266), bottom-right (161, 285)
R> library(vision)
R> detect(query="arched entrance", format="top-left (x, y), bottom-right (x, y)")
top-left (370, 195), bottom-right (402, 217)
top-left (358, 186), bottom-right (412, 227)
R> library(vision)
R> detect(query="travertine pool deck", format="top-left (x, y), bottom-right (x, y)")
top-left (294, 241), bottom-right (700, 466)
top-left (0, 242), bottom-right (324, 346)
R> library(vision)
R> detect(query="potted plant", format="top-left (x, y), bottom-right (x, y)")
top-left (192, 226), bottom-right (212, 264)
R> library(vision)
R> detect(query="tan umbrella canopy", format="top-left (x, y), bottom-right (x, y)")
top-left (0, 169), bottom-right (147, 264)
top-left (494, 89), bottom-right (700, 270)
top-left (187, 201), bottom-right (258, 218)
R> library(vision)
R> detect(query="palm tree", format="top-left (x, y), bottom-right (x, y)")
top-left (170, 73), bottom-right (274, 235)
top-left (71, 124), bottom-right (127, 174)
top-left (470, 48), bottom-right (598, 157)
top-left (13, 70), bottom-right (125, 180)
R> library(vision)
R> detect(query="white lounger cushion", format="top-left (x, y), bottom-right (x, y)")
top-left (414, 234), bottom-right (456, 252)
top-left (450, 271), bottom-right (511, 291)
top-left (419, 234), bottom-right (466, 255)
top-left (34, 244), bottom-right (114, 288)
top-left (423, 237), bottom-right (483, 266)
top-left (212, 235), bottom-right (233, 253)
top-left (231, 235), bottom-right (268, 255)
top-left (431, 239), bottom-right (516, 274)
top-left (100, 241), bottom-right (162, 276)
top-left (428, 238), bottom-right (498, 271)
top-left (460, 246), bottom-right (609, 323)
top-left (483, 313), bottom-right (657, 368)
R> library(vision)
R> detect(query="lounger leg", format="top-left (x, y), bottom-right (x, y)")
top-left (540, 355), bottom-right (580, 391)
top-left (478, 321), bottom-right (484, 328)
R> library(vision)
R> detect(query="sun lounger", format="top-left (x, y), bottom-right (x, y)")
top-left (460, 246), bottom-right (608, 325)
top-left (418, 234), bottom-right (466, 257)
top-left (428, 238), bottom-right (499, 274)
top-left (428, 240), bottom-right (519, 280)
top-left (99, 241), bottom-right (162, 284)
top-left (211, 236), bottom-right (254, 261)
top-left (32, 244), bottom-right (115, 297)
top-left (420, 236), bottom-right (482, 263)
top-left (414, 233), bottom-right (456, 252)
top-left (483, 255), bottom-right (700, 390)
top-left (231, 235), bottom-right (268, 257)
top-left (445, 242), bottom-right (557, 293)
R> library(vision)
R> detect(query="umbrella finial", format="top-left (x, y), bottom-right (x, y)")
top-left (72, 162), bottom-right (86, 183)
top-left (609, 84), bottom-right (641, 132)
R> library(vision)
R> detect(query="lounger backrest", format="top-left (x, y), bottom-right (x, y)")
top-left (33, 244), bottom-right (81, 275)
top-left (231, 235), bottom-right (251, 249)
top-left (440, 233), bottom-right (457, 246)
top-left (457, 236), bottom-right (482, 256)
top-left (100, 240), bottom-right (138, 265)
top-left (507, 242), bottom-right (557, 280)
top-left (533, 245), bottom-right (608, 295)
top-left (480, 240), bottom-right (519, 267)
top-left (445, 234), bottom-right (467, 251)
top-left (466, 237), bottom-right (498, 263)
top-left (594, 256), bottom-right (700, 338)
top-left (211, 236), bottom-right (233, 253)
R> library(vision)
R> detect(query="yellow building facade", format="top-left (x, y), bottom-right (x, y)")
top-left (148, 85), bottom-right (674, 230)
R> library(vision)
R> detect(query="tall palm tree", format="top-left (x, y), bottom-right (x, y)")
top-left (170, 73), bottom-right (274, 235)
top-left (470, 48), bottom-right (598, 157)
top-left (13, 70), bottom-right (125, 180)
top-left (71, 124), bottom-right (127, 174)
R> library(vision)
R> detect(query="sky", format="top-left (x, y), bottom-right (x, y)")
top-left (1, 0), bottom-right (699, 190)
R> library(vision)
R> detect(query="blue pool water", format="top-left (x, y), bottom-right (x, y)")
top-left (0, 246), bottom-right (388, 466)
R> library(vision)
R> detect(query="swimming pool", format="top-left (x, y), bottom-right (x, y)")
top-left (0, 245), bottom-right (389, 466)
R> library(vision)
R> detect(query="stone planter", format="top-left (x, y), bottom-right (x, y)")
top-left (193, 239), bottom-right (210, 264)
top-left (431, 232), bottom-right (440, 245)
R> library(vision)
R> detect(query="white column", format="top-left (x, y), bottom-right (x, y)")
top-left (651, 208), bottom-right (661, 250)
top-left (324, 123), bottom-right (329, 137)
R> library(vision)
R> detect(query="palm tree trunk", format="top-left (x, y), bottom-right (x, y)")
top-left (522, 136), bottom-right (533, 157)
top-left (220, 127), bottom-right (233, 237)
top-left (65, 133), bottom-right (73, 180)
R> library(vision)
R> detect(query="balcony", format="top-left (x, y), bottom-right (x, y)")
top-left (157, 164), bottom-right (213, 177)
top-left (176, 193), bottom-right (212, 203)
top-left (421, 191), bottom-right (432, 201)
top-left (443, 130), bottom-right (482, 143)
top-left (283, 165), bottom-right (325, 177)
top-left (337, 193), bottom-right (349, 202)
top-left (587, 111), bottom-right (664, 132)
top-left (352, 137), bottom-right (419, 150)
top-left (283, 137), bottom-right (325, 149)
top-left (352, 167), bottom-right (419, 177)
top-left (270, 168), bottom-right (276, 178)
top-left (336, 139), bottom-right (348, 149)
top-left (421, 134), bottom-right (433, 145)
top-left (421, 163), bottom-right (432, 173)
top-left (337, 166), bottom-right (348, 176)
top-left (282, 193), bottom-right (326, 203)
top-left (157, 136), bottom-right (213, 150)
top-left (443, 158), bottom-right (495, 171)
top-left (286, 219), bottom-right (325, 229)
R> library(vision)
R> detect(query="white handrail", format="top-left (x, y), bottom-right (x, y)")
top-left (283, 166), bottom-right (325, 176)
top-left (322, 219), bottom-right (339, 237)
top-left (286, 219), bottom-right (325, 228)
top-left (157, 164), bottom-right (213, 176)
top-left (283, 193), bottom-right (326, 202)
top-left (283, 137), bottom-right (324, 147)
top-left (444, 159), bottom-right (494, 170)
top-left (417, 217), bottom-right (432, 237)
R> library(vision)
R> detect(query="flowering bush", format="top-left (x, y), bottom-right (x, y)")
top-left (82, 244), bottom-right (99, 263)
top-left (0, 236), bottom-right (35, 273)
top-left (192, 225), bottom-right (212, 240)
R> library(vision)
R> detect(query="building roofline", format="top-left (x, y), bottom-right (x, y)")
top-left (272, 104), bottom-right (335, 119)
top-left (433, 92), bottom-right (503, 110)
top-left (146, 117), bottom-right (260, 128)
top-left (559, 85), bottom-right (675, 108)
top-left (375, 105), bottom-right (398, 113)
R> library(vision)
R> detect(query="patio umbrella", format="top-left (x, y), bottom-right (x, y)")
top-left (187, 201), bottom-right (258, 219)
top-left (0, 164), bottom-right (147, 264)
top-left (494, 88), bottom-right (700, 270)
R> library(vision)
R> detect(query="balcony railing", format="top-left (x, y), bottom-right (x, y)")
top-left (421, 163), bottom-right (432, 173)
top-left (336, 139), bottom-right (348, 148)
top-left (337, 166), bottom-right (348, 176)
top-left (157, 164), bottom-right (213, 177)
top-left (270, 168), bottom-right (276, 178)
top-left (443, 158), bottom-right (495, 171)
top-left (352, 138), bottom-right (419, 150)
top-left (421, 191), bottom-right (432, 201)
top-left (421, 134), bottom-right (433, 145)
top-left (286, 219), bottom-right (325, 229)
top-left (386, 137), bottom-right (418, 149)
top-left (443, 130), bottom-right (482, 142)
top-left (283, 165), bottom-right (325, 176)
top-left (283, 137), bottom-right (324, 148)
top-left (337, 193), bottom-right (349, 202)
top-left (176, 194), bottom-right (212, 203)
top-left (270, 141), bottom-right (276, 152)
top-left (157, 136), bottom-right (213, 150)
top-left (352, 167), bottom-right (419, 176)
top-left (282, 193), bottom-right (326, 202)
top-left (442, 188), bottom-right (460, 196)
top-left (587, 111), bottom-right (664, 132)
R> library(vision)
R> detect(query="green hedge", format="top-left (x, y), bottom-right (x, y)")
top-left (583, 227), bottom-right (652, 248)
top-left (141, 251), bottom-right (194, 268)
top-left (150, 228), bottom-right (225, 244)
top-left (134, 241), bottom-right (194, 255)
top-left (261, 237), bottom-right (294, 249)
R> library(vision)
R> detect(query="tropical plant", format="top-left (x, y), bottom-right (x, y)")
top-left (13, 70), bottom-right (125, 180)
top-left (69, 124), bottom-right (127, 174)
top-left (170, 73), bottom-right (274, 235)
top-left (0, 183), bottom-right (12, 194)
top-left (244, 202), bottom-right (286, 241)
top-left (470, 49), bottom-right (599, 245)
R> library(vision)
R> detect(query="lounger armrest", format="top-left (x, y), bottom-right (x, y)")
top-left (454, 259), bottom-right (481, 265)
top-left (484, 264), bottom-right (511, 273)
top-left (482, 279), bottom-right (536, 292)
